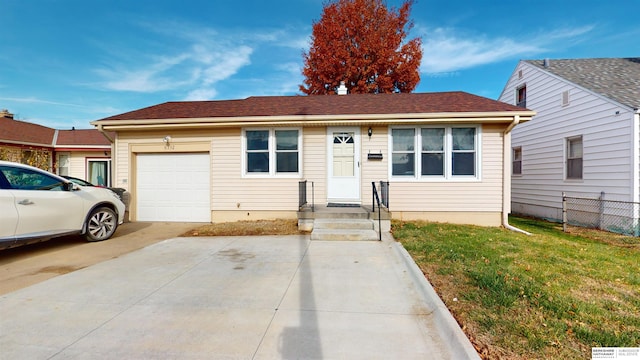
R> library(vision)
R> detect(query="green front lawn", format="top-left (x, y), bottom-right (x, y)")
top-left (392, 217), bottom-right (640, 360)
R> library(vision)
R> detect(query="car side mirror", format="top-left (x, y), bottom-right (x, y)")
top-left (64, 182), bottom-right (79, 191)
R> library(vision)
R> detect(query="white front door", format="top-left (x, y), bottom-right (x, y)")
top-left (327, 127), bottom-right (360, 203)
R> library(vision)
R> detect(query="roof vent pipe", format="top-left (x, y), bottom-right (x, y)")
top-left (543, 58), bottom-right (550, 68)
top-left (337, 81), bottom-right (348, 95)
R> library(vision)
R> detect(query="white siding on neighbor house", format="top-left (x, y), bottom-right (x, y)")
top-left (636, 113), bottom-right (640, 203)
top-left (66, 152), bottom-right (110, 183)
top-left (500, 62), bottom-right (635, 220)
top-left (390, 124), bottom-right (505, 212)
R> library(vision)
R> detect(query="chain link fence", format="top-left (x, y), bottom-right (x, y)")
top-left (562, 192), bottom-right (640, 236)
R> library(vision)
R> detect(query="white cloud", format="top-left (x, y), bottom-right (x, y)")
top-left (420, 25), bottom-right (594, 74)
top-left (0, 96), bottom-right (85, 108)
top-left (199, 46), bottom-right (253, 86)
top-left (94, 24), bottom-right (255, 94)
top-left (92, 19), bottom-right (310, 99)
top-left (184, 88), bottom-right (218, 101)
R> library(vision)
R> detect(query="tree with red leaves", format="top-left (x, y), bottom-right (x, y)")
top-left (300, 0), bottom-right (422, 95)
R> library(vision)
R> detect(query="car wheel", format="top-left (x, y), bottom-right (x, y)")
top-left (84, 207), bottom-right (118, 242)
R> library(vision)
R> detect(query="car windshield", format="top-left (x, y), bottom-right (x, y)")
top-left (0, 166), bottom-right (66, 191)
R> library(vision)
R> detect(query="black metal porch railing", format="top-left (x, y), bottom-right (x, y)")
top-left (298, 180), bottom-right (314, 211)
top-left (372, 181), bottom-right (389, 241)
top-left (379, 180), bottom-right (389, 208)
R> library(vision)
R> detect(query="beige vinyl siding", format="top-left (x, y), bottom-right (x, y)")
top-left (67, 152), bottom-right (108, 180)
top-left (390, 124), bottom-right (504, 212)
top-left (212, 128), bottom-right (301, 211)
top-left (361, 125), bottom-right (389, 204)
top-left (114, 135), bottom-right (129, 189)
top-left (302, 127), bottom-right (327, 204)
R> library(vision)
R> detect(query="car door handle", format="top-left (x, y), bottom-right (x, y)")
top-left (18, 199), bottom-right (34, 205)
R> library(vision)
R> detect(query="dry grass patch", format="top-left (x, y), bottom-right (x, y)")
top-left (182, 219), bottom-right (309, 237)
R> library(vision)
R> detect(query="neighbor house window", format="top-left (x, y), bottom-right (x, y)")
top-left (244, 128), bottom-right (301, 176)
top-left (391, 126), bottom-right (479, 180)
top-left (57, 153), bottom-right (70, 176)
top-left (87, 159), bottom-right (111, 186)
top-left (512, 147), bottom-right (522, 175)
top-left (566, 136), bottom-right (583, 180)
top-left (516, 85), bottom-right (527, 108)
top-left (562, 90), bottom-right (570, 107)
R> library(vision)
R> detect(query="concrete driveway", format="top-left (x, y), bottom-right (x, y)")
top-left (0, 234), bottom-right (479, 359)
top-left (0, 222), bottom-right (198, 295)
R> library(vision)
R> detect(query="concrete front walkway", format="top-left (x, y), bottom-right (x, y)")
top-left (0, 235), bottom-right (479, 359)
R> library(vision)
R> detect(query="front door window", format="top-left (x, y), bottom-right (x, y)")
top-left (333, 132), bottom-right (355, 177)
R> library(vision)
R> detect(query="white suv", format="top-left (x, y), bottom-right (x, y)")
top-left (0, 160), bottom-right (126, 250)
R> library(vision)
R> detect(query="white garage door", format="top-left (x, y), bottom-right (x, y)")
top-left (136, 153), bottom-right (211, 222)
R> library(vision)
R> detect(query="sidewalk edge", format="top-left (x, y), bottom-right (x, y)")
top-left (390, 240), bottom-right (482, 360)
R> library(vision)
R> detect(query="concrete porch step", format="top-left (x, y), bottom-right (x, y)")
top-left (313, 218), bottom-right (375, 230)
top-left (311, 218), bottom-right (379, 241)
top-left (310, 228), bottom-right (380, 241)
top-left (308, 210), bottom-right (370, 220)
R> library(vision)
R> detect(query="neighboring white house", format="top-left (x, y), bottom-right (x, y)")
top-left (499, 58), bottom-right (640, 232)
top-left (91, 91), bottom-right (534, 227)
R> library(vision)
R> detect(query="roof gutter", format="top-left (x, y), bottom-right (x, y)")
top-left (502, 115), bottom-right (531, 235)
top-left (95, 123), bottom-right (114, 143)
top-left (91, 111), bottom-right (536, 131)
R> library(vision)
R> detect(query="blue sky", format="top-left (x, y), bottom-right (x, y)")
top-left (1, 0), bottom-right (638, 129)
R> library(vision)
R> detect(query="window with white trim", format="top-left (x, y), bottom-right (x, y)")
top-left (566, 136), bottom-right (583, 180)
top-left (391, 126), bottom-right (479, 180)
top-left (516, 85), bottom-right (527, 108)
top-left (512, 147), bottom-right (522, 175)
top-left (244, 128), bottom-right (301, 176)
top-left (57, 153), bottom-right (70, 176)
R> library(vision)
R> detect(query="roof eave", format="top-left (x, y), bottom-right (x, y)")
top-left (92, 111), bottom-right (536, 131)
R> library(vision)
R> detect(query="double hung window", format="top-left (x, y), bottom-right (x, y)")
top-left (566, 136), bottom-right (583, 180)
top-left (391, 126), bottom-right (479, 180)
top-left (244, 128), bottom-right (300, 176)
top-left (512, 147), bottom-right (522, 175)
top-left (516, 85), bottom-right (527, 108)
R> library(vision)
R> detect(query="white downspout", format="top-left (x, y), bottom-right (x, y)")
top-left (503, 115), bottom-right (531, 235)
top-left (95, 124), bottom-right (114, 143)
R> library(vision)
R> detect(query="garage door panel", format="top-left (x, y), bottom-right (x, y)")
top-left (136, 153), bottom-right (210, 222)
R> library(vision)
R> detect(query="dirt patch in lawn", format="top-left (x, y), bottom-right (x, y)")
top-left (182, 219), bottom-right (309, 237)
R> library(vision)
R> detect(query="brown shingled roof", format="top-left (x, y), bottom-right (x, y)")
top-left (0, 116), bottom-right (110, 148)
top-left (0, 116), bottom-right (56, 145)
top-left (98, 91), bottom-right (527, 121)
top-left (56, 129), bottom-right (111, 146)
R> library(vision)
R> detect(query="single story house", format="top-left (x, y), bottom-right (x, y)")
top-left (498, 58), bottom-right (640, 231)
top-left (91, 91), bottom-right (535, 226)
top-left (0, 109), bottom-right (113, 185)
